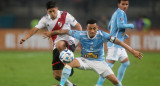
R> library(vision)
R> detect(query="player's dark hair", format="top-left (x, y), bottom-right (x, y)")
top-left (46, 1), bottom-right (57, 9)
top-left (86, 19), bottom-right (97, 25)
top-left (118, 0), bottom-right (129, 3)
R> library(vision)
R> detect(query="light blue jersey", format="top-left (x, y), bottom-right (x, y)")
top-left (69, 30), bottom-right (112, 61)
top-left (107, 8), bottom-right (134, 48)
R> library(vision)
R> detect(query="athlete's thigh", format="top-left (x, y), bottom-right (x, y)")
top-left (52, 48), bottom-right (64, 70)
top-left (89, 61), bottom-right (114, 77)
top-left (119, 48), bottom-right (128, 62)
top-left (106, 74), bottom-right (119, 84)
top-left (53, 70), bottom-right (62, 77)
top-left (106, 47), bottom-right (121, 61)
top-left (68, 58), bottom-right (81, 68)
top-left (74, 57), bottom-right (91, 70)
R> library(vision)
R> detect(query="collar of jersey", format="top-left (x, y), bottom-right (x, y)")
top-left (117, 8), bottom-right (124, 13)
top-left (87, 31), bottom-right (97, 39)
top-left (47, 10), bottom-right (61, 19)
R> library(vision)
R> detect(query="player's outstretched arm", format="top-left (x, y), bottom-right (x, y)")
top-left (20, 27), bottom-right (39, 44)
top-left (43, 29), bottom-right (70, 39)
top-left (114, 38), bottom-right (143, 59)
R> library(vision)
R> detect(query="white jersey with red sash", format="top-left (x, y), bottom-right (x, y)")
top-left (51, 11), bottom-right (67, 42)
top-left (35, 10), bottom-right (78, 48)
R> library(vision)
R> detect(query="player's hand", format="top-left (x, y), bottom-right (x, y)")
top-left (20, 38), bottom-right (26, 44)
top-left (133, 50), bottom-right (143, 60)
top-left (43, 32), bottom-right (52, 39)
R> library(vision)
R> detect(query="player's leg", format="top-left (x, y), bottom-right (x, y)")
top-left (53, 40), bottom-right (76, 86)
top-left (117, 49), bottom-right (130, 83)
top-left (55, 40), bottom-right (67, 52)
top-left (52, 48), bottom-right (64, 81)
top-left (106, 74), bottom-right (122, 86)
top-left (117, 58), bottom-right (130, 82)
top-left (96, 60), bottom-right (115, 86)
top-left (95, 60), bottom-right (122, 86)
top-left (96, 47), bottom-right (117, 86)
top-left (60, 59), bottom-right (81, 86)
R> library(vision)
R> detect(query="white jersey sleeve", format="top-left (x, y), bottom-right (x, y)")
top-left (66, 13), bottom-right (78, 27)
top-left (35, 16), bottom-right (46, 29)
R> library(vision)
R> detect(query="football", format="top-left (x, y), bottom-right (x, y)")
top-left (59, 49), bottom-right (74, 63)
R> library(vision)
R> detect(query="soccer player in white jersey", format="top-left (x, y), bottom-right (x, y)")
top-left (96, 0), bottom-right (137, 86)
top-left (20, 1), bottom-right (82, 86)
top-left (43, 19), bottom-right (143, 86)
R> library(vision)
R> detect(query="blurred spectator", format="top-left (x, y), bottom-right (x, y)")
top-left (142, 16), bottom-right (151, 31)
top-left (135, 15), bottom-right (144, 31)
top-left (135, 15), bottom-right (151, 31)
top-left (30, 19), bottom-right (39, 28)
top-left (98, 16), bottom-right (108, 30)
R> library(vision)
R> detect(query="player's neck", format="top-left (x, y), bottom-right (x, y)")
top-left (51, 16), bottom-right (57, 20)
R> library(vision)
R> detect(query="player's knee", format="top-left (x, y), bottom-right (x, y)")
top-left (53, 74), bottom-right (61, 81)
top-left (111, 79), bottom-right (119, 85)
top-left (53, 72), bottom-right (61, 81)
top-left (107, 74), bottom-right (119, 85)
top-left (122, 61), bottom-right (130, 67)
top-left (55, 41), bottom-right (66, 51)
top-left (54, 75), bottom-right (61, 81)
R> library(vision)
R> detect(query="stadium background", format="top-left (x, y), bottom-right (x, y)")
top-left (0, 0), bottom-right (160, 86)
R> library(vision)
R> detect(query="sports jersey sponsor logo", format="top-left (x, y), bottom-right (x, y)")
top-left (84, 53), bottom-right (99, 59)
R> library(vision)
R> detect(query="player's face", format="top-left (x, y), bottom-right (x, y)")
top-left (87, 23), bottom-right (98, 38)
top-left (118, 1), bottom-right (129, 12)
top-left (47, 7), bottom-right (58, 19)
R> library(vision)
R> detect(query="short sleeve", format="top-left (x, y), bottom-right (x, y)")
top-left (66, 13), bottom-right (78, 26)
top-left (35, 17), bottom-right (46, 29)
top-left (101, 31), bottom-right (112, 43)
top-left (69, 30), bottom-right (81, 40)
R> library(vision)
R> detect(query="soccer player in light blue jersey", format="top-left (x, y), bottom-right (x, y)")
top-left (96, 0), bottom-right (137, 86)
top-left (43, 19), bottom-right (142, 86)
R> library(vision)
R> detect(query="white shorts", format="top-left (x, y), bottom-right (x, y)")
top-left (106, 47), bottom-right (128, 62)
top-left (76, 57), bottom-right (114, 78)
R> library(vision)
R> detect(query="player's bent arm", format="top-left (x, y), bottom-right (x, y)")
top-left (51, 29), bottom-right (70, 35)
top-left (114, 38), bottom-right (143, 59)
top-left (20, 27), bottom-right (39, 44)
top-left (43, 30), bottom-right (70, 39)
top-left (74, 22), bottom-right (82, 31)
top-left (117, 23), bottom-right (134, 29)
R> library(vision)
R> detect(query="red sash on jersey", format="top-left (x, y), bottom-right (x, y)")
top-left (51, 11), bottom-right (67, 42)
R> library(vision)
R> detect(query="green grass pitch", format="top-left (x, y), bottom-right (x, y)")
top-left (0, 51), bottom-right (160, 86)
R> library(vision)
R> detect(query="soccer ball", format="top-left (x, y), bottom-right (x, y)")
top-left (59, 49), bottom-right (74, 63)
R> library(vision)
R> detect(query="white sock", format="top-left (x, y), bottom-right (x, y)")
top-left (66, 80), bottom-right (73, 86)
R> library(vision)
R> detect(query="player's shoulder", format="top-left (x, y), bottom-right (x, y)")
top-left (64, 11), bottom-right (75, 19)
top-left (97, 30), bottom-right (110, 36)
top-left (40, 14), bottom-right (50, 21)
top-left (117, 8), bottom-right (125, 14)
top-left (78, 31), bottom-right (87, 35)
top-left (97, 30), bottom-right (105, 35)
top-left (59, 10), bottom-right (68, 15)
top-left (71, 30), bottom-right (86, 35)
